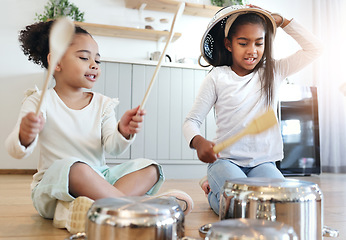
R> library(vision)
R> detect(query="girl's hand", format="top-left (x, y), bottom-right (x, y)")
top-left (19, 112), bottom-right (45, 147)
top-left (247, 4), bottom-right (266, 12)
top-left (247, 4), bottom-right (288, 28)
top-left (118, 106), bottom-right (146, 139)
top-left (192, 135), bottom-right (219, 164)
top-left (201, 179), bottom-right (211, 195)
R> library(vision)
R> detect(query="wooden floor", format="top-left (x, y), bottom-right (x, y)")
top-left (0, 173), bottom-right (345, 239)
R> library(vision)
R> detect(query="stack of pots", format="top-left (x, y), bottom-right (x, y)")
top-left (219, 178), bottom-right (338, 239)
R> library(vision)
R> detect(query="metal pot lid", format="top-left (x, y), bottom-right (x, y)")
top-left (200, 5), bottom-right (276, 66)
top-left (205, 219), bottom-right (298, 240)
top-left (223, 178), bottom-right (322, 202)
top-left (89, 196), bottom-right (180, 216)
top-left (224, 177), bottom-right (318, 188)
top-left (87, 196), bottom-right (183, 226)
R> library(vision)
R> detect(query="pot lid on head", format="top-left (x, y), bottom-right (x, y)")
top-left (200, 5), bottom-right (277, 66)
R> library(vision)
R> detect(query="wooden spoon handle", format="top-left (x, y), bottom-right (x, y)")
top-left (35, 17), bottom-right (74, 116)
top-left (35, 67), bottom-right (53, 116)
top-left (139, 2), bottom-right (185, 110)
top-left (213, 131), bottom-right (246, 154)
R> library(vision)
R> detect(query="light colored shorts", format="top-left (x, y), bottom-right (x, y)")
top-left (31, 157), bottom-right (164, 219)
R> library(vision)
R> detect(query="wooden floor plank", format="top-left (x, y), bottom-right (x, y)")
top-left (0, 174), bottom-right (345, 239)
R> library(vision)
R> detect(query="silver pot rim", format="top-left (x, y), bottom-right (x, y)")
top-left (223, 177), bottom-right (322, 202)
top-left (200, 219), bottom-right (297, 239)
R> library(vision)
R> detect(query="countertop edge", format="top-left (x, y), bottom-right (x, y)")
top-left (101, 57), bottom-right (211, 70)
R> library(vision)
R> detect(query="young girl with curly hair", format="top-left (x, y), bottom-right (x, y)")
top-left (6, 19), bottom-right (193, 233)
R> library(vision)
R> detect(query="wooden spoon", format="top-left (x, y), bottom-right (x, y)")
top-left (35, 17), bottom-right (75, 116)
top-left (213, 108), bottom-right (278, 154)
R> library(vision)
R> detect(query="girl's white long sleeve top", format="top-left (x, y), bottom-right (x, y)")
top-left (5, 88), bottom-right (134, 189)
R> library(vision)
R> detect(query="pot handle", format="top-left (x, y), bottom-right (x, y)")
top-left (65, 232), bottom-right (87, 240)
top-left (199, 223), bottom-right (213, 239)
top-left (165, 54), bottom-right (172, 62)
top-left (323, 226), bottom-right (339, 237)
top-left (198, 55), bottom-right (210, 67)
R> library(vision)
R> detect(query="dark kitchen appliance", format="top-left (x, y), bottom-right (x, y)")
top-left (276, 85), bottom-right (321, 176)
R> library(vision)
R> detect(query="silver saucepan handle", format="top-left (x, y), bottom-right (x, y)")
top-left (65, 232), bottom-right (86, 240)
top-left (199, 223), bottom-right (213, 239)
top-left (323, 226), bottom-right (339, 237)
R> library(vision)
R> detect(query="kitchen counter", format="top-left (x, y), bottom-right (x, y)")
top-left (101, 57), bottom-right (211, 70)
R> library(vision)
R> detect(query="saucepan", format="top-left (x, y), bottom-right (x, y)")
top-left (219, 177), bottom-right (339, 240)
top-left (67, 196), bottom-right (186, 240)
top-left (199, 218), bottom-right (298, 239)
top-left (87, 196), bottom-right (186, 240)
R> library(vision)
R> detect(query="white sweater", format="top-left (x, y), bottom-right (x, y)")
top-left (5, 88), bottom-right (134, 189)
top-left (183, 20), bottom-right (323, 167)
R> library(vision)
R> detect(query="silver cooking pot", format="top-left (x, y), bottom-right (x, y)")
top-left (200, 219), bottom-right (298, 240)
top-left (219, 178), bottom-right (339, 240)
top-left (81, 196), bottom-right (184, 240)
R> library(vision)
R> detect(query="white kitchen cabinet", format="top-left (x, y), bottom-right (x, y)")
top-left (93, 62), bottom-right (132, 159)
top-left (94, 61), bottom-right (215, 172)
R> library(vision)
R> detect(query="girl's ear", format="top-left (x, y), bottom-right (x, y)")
top-left (47, 53), bottom-right (52, 65)
top-left (47, 53), bottom-right (61, 71)
top-left (224, 38), bottom-right (232, 52)
top-left (55, 64), bottom-right (61, 71)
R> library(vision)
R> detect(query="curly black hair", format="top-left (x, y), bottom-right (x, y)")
top-left (19, 20), bottom-right (90, 69)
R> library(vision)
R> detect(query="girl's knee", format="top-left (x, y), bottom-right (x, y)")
top-left (248, 162), bottom-right (284, 178)
top-left (144, 164), bottom-right (160, 184)
top-left (70, 162), bottom-right (92, 175)
top-left (69, 162), bottom-right (98, 187)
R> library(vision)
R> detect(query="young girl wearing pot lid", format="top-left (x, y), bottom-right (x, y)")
top-left (183, 5), bottom-right (323, 214)
top-left (5, 20), bottom-right (193, 234)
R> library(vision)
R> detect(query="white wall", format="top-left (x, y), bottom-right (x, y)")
top-left (0, 0), bottom-right (315, 176)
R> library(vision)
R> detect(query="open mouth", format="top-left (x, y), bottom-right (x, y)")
top-left (244, 57), bottom-right (257, 64)
top-left (85, 74), bottom-right (96, 81)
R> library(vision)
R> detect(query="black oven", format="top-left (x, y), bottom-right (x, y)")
top-left (276, 85), bottom-right (321, 176)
